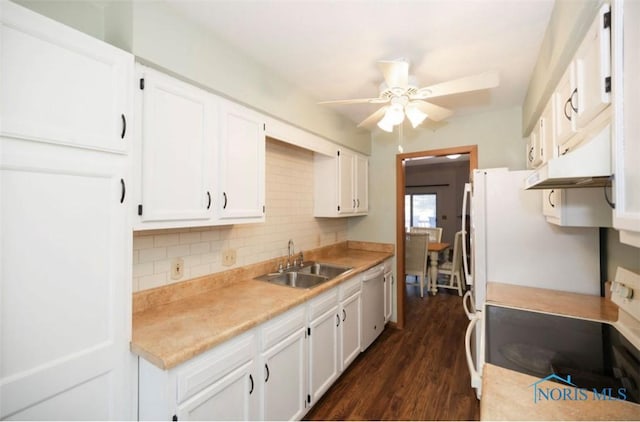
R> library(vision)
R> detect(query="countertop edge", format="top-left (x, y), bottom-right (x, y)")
top-left (131, 245), bottom-right (394, 370)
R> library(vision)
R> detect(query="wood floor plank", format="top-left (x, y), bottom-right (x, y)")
top-left (304, 288), bottom-right (480, 421)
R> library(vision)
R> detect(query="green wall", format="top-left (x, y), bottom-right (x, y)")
top-left (349, 106), bottom-right (524, 246)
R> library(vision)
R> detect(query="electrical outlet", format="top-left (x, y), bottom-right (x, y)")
top-left (171, 258), bottom-right (184, 280)
top-left (222, 249), bottom-right (236, 266)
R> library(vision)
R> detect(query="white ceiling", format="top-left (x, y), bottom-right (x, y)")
top-left (163, 0), bottom-right (554, 127)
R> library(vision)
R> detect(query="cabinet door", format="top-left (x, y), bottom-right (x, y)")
top-left (544, 188), bottom-right (612, 227)
top-left (337, 149), bottom-right (355, 214)
top-left (542, 189), bottom-right (561, 220)
top-left (262, 329), bottom-right (307, 421)
top-left (340, 292), bottom-right (361, 371)
top-left (539, 99), bottom-right (556, 163)
top-left (218, 100), bottom-right (265, 221)
top-left (1, 139), bottom-right (132, 420)
top-left (308, 307), bottom-right (339, 404)
top-left (177, 361), bottom-right (257, 421)
top-left (384, 272), bottom-right (393, 323)
top-left (612, 0), bottom-right (640, 246)
top-left (139, 66), bottom-right (215, 223)
top-left (0, 1), bottom-right (132, 154)
top-left (554, 63), bottom-right (577, 149)
top-left (575, 4), bottom-right (611, 129)
top-left (530, 120), bottom-right (543, 168)
top-left (355, 155), bottom-right (368, 213)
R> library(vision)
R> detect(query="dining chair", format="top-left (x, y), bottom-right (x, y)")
top-left (404, 232), bottom-right (429, 298)
top-left (436, 230), bottom-right (464, 296)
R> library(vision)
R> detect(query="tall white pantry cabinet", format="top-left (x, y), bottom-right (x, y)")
top-left (0, 2), bottom-right (135, 420)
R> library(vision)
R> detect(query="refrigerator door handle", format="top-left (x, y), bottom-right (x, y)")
top-left (461, 183), bottom-right (472, 286)
top-left (465, 313), bottom-right (482, 392)
top-left (462, 290), bottom-right (475, 320)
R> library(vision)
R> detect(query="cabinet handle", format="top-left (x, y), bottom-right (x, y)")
top-left (336, 314), bottom-right (340, 327)
top-left (121, 114), bottom-right (126, 139)
top-left (548, 190), bottom-right (555, 208)
top-left (206, 191), bottom-right (211, 209)
top-left (357, 199), bottom-right (360, 208)
top-left (569, 88), bottom-right (578, 113)
top-left (265, 364), bottom-right (270, 383)
top-left (353, 199), bottom-right (356, 208)
top-left (223, 192), bottom-right (228, 209)
top-left (528, 147), bottom-right (533, 162)
top-left (564, 98), bottom-right (573, 121)
top-left (249, 374), bottom-right (254, 395)
top-left (120, 179), bottom-right (126, 203)
top-left (342, 309), bottom-right (346, 322)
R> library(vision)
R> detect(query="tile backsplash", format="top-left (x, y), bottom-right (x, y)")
top-left (132, 138), bottom-right (348, 292)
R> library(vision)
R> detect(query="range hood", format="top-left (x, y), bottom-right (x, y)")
top-left (524, 124), bottom-right (611, 190)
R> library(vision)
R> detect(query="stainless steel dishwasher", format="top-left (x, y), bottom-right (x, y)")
top-left (361, 264), bottom-right (385, 351)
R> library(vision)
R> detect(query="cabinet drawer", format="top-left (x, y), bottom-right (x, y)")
top-left (308, 288), bottom-right (339, 320)
top-left (339, 276), bottom-right (362, 300)
top-left (176, 331), bottom-right (256, 404)
top-left (261, 305), bottom-right (306, 351)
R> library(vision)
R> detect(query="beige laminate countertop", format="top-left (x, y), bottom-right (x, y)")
top-left (131, 242), bottom-right (393, 370)
top-left (481, 282), bottom-right (639, 420)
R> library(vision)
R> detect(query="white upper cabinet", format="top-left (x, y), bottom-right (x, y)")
top-left (314, 148), bottom-right (369, 217)
top-left (355, 154), bottom-right (369, 213)
top-left (554, 63), bottom-right (578, 151)
top-left (575, 4), bottom-right (612, 129)
top-left (134, 67), bottom-right (266, 229)
top-left (612, 0), bottom-right (640, 247)
top-left (217, 100), bottom-right (266, 223)
top-left (539, 99), bottom-right (556, 163)
top-left (554, 4), bottom-right (611, 154)
top-left (542, 188), bottom-right (611, 228)
top-left (136, 66), bottom-right (216, 226)
top-left (0, 2), bottom-right (131, 154)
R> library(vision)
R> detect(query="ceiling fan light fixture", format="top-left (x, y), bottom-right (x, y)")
top-left (405, 104), bottom-right (428, 128)
top-left (377, 115), bottom-right (395, 132)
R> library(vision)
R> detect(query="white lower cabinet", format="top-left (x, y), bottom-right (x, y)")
top-left (138, 271), bottom-right (386, 421)
top-left (260, 306), bottom-right (307, 421)
top-left (339, 277), bottom-right (362, 371)
top-left (307, 289), bottom-right (340, 405)
top-left (139, 331), bottom-right (258, 421)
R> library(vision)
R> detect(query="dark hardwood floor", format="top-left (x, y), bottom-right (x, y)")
top-left (304, 285), bottom-right (480, 421)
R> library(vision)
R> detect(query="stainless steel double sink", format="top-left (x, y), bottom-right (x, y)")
top-left (255, 262), bottom-right (353, 289)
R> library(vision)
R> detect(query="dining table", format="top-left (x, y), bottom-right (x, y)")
top-left (427, 242), bottom-right (450, 295)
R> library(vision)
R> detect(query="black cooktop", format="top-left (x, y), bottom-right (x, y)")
top-left (485, 305), bottom-right (640, 405)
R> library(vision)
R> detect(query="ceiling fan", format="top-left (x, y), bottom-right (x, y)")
top-left (319, 60), bottom-right (500, 132)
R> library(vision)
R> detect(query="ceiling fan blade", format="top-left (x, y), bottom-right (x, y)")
top-left (357, 106), bottom-right (388, 128)
top-left (378, 60), bottom-right (409, 89)
top-left (318, 97), bottom-right (389, 105)
top-left (412, 100), bottom-right (453, 122)
top-left (415, 71), bottom-right (499, 99)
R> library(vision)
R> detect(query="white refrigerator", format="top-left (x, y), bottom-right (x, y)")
top-left (461, 168), bottom-right (601, 398)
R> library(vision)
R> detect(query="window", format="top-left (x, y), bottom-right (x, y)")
top-left (405, 194), bottom-right (437, 229)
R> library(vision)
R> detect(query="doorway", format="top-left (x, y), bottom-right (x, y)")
top-left (395, 145), bottom-right (477, 329)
